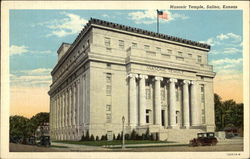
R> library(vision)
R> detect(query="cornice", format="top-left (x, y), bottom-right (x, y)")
top-left (89, 18), bottom-right (211, 50)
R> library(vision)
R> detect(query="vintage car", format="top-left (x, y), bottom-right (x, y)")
top-left (189, 132), bottom-right (218, 146)
top-left (37, 136), bottom-right (51, 147)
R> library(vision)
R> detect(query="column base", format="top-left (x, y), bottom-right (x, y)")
top-left (167, 125), bottom-right (178, 129)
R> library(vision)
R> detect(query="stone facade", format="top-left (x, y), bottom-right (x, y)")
top-left (48, 18), bottom-right (216, 142)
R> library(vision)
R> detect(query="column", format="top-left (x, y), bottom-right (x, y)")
top-left (154, 76), bottom-right (163, 125)
top-left (59, 94), bottom-right (62, 130)
top-left (62, 93), bottom-right (65, 129)
top-left (169, 78), bottom-right (177, 128)
top-left (183, 80), bottom-right (190, 128)
top-left (68, 87), bottom-right (72, 127)
top-left (73, 83), bottom-right (76, 126)
top-left (76, 80), bottom-right (80, 137)
top-left (128, 73), bottom-right (137, 127)
top-left (190, 81), bottom-right (201, 126)
top-left (139, 75), bottom-right (148, 126)
top-left (65, 90), bottom-right (68, 128)
top-left (55, 96), bottom-right (58, 130)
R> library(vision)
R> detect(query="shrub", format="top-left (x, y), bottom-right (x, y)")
top-left (116, 133), bottom-right (121, 140)
top-left (130, 129), bottom-right (136, 140)
top-left (101, 135), bottom-right (105, 140)
top-left (85, 130), bottom-right (90, 141)
top-left (156, 133), bottom-right (159, 141)
top-left (105, 134), bottom-right (108, 140)
top-left (81, 131), bottom-right (85, 141)
top-left (145, 128), bottom-right (150, 140)
top-left (113, 134), bottom-right (116, 140)
top-left (96, 136), bottom-right (99, 141)
top-left (90, 134), bottom-right (95, 141)
top-left (125, 133), bottom-right (130, 140)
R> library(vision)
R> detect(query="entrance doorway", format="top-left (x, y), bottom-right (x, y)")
top-left (161, 110), bottom-right (165, 126)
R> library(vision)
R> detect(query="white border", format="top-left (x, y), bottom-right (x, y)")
top-left (1, 1), bottom-right (249, 159)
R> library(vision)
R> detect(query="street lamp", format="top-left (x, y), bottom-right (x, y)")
top-left (122, 116), bottom-right (125, 149)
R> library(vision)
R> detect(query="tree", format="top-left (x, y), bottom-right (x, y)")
top-left (214, 93), bottom-right (244, 131)
top-left (9, 115), bottom-right (29, 139)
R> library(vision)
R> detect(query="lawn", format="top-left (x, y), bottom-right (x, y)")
top-left (53, 140), bottom-right (171, 146)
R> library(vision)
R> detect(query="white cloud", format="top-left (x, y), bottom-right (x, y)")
top-left (210, 58), bottom-right (242, 66)
top-left (10, 45), bottom-right (28, 55)
top-left (216, 33), bottom-right (241, 43)
top-left (10, 45), bottom-right (53, 56)
top-left (43, 12), bottom-right (87, 37)
top-left (223, 48), bottom-right (242, 54)
top-left (201, 32), bottom-right (242, 47)
top-left (11, 68), bottom-right (52, 87)
top-left (128, 10), bottom-right (189, 24)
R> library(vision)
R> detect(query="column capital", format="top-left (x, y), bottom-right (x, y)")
top-left (154, 76), bottom-right (163, 81)
top-left (169, 78), bottom-right (177, 83)
top-left (183, 80), bottom-right (190, 85)
top-left (128, 73), bottom-right (138, 78)
top-left (190, 80), bottom-right (196, 85)
top-left (139, 74), bottom-right (148, 79)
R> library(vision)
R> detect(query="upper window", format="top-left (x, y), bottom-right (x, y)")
top-left (144, 45), bottom-right (150, 50)
top-left (146, 88), bottom-right (151, 99)
top-left (167, 49), bottom-right (172, 54)
top-left (132, 42), bottom-right (137, 48)
top-left (105, 37), bottom-right (111, 47)
top-left (119, 40), bottom-right (125, 49)
top-left (106, 104), bottom-right (111, 111)
top-left (188, 53), bottom-right (192, 58)
top-left (198, 55), bottom-right (202, 63)
top-left (178, 51), bottom-right (183, 56)
top-left (156, 47), bottom-right (161, 52)
top-left (106, 73), bottom-right (112, 83)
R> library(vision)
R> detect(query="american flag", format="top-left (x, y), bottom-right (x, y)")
top-left (157, 10), bottom-right (168, 20)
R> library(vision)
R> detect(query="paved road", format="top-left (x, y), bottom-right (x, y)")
top-left (9, 137), bottom-right (243, 152)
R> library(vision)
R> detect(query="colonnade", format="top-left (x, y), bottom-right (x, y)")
top-left (50, 80), bottom-right (81, 140)
top-left (128, 73), bottom-right (201, 129)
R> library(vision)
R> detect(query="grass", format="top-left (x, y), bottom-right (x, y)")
top-left (53, 140), bottom-right (171, 146)
top-left (50, 145), bottom-right (68, 148)
top-left (110, 144), bottom-right (189, 149)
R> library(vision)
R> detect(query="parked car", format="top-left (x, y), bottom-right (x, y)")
top-left (189, 132), bottom-right (218, 146)
top-left (37, 135), bottom-right (51, 147)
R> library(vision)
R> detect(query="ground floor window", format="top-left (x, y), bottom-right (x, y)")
top-left (107, 131), bottom-right (113, 141)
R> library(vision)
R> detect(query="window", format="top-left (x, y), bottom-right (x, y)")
top-left (146, 109), bottom-right (150, 124)
top-left (107, 131), bottom-right (113, 140)
top-left (201, 85), bottom-right (205, 103)
top-left (105, 37), bottom-right (111, 47)
top-left (188, 53), bottom-right (192, 58)
top-left (198, 55), bottom-right (202, 63)
top-left (156, 47), bottom-right (161, 52)
top-left (167, 49), bottom-right (172, 54)
top-left (178, 51), bottom-right (183, 56)
top-left (106, 48), bottom-right (112, 53)
top-left (119, 40), bottom-right (124, 49)
top-left (146, 88), bottom-right (151, 99)
top-left (107, 63), bottom-right (111, 68)
top-left (106, 85), bottom-right (111, 96)
top-left (162, 54), bottom-right (170, 58)
top-left (106, 114), bottom-right (112, 123)
top-left (144, 45), bottom-right (150, 50)
top-left (106, 73), bottom-right (112, 83)
top-left (87, 39), bottom-right (90, 46)
top-left (161, 89), bottom-right (165, 100)
top-left (176, 88), bottom-right (179, 101)
top-left (132, 42), bottom-right (137, 48)
top-left (176, 56), bottom-right (184, 61)
top-left (106, 104), bottom-right (111, 111)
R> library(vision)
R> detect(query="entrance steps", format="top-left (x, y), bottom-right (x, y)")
top-left (159, 128), bottom-right (205, 144)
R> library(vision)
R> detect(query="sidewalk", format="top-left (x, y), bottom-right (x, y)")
top-left (51, 137), bottom-right (243, 150)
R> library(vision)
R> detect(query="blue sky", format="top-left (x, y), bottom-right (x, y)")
top-left (9, 10), bottom-right (243, 116)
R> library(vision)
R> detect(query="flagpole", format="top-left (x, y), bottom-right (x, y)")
top-left (157, 10), bottom-right (159, 33)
